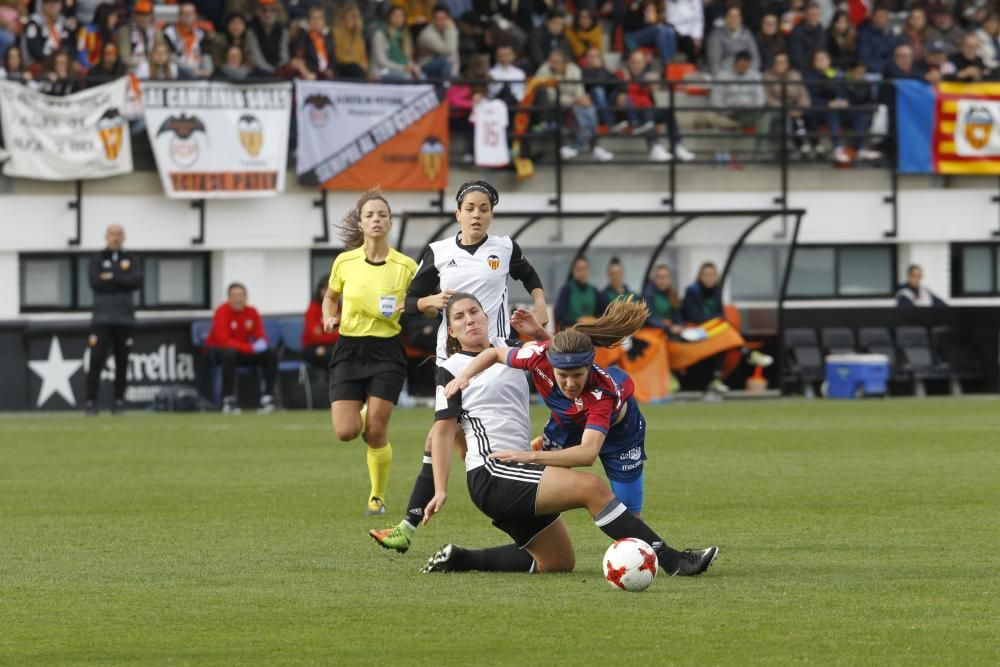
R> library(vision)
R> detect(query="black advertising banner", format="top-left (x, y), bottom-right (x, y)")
top-left (20, 321), bottom-right (198, 410)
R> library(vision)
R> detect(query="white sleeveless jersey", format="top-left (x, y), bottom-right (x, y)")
top-left (435, 349), bottom-right (532, 472)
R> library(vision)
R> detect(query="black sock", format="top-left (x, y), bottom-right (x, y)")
top-left (403, 452), bottom-right (436, 528)
top-left (594, 499), bottom-right (684, 571)
top-left (449, 544), bottom-right (534, 572)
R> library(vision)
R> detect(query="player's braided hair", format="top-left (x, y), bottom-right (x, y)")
top-left (337, 188), bottom-right (391, 249)
top-left (444, 292), bottom-right (486, 357)
top-left (551, 297), bottom-right (650, 356)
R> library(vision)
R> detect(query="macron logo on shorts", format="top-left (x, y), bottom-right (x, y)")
top-left (435, 386), bottom-right (449, 411)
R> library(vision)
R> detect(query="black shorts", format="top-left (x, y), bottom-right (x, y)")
top-left (467, 464), bottom-right (560, 549)
top-left (329, 335), bottom-right (407, 404)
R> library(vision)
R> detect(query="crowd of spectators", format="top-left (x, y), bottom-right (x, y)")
top-left (1, 0), bottom-right (998, 163)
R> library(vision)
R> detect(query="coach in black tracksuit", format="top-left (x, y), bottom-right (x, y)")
top-left (85, 224), bottom-right (143, 415)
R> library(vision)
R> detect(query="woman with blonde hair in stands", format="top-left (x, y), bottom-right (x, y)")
top-left (417, 292), bottom-right (718, 576)
top-left (136, 40), bottom-right (179, 80)
top-left (323, 189), bottom-right (418, 516)
top-left (332, 4), bottom-right (369, 78)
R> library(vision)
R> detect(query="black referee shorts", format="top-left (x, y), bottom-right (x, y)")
top-left (467, 463), bottom-right (560, 549)
top-left (329, 335), bottom-right (407, 404)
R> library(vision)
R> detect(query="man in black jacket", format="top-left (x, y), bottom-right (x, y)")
top-left (85, 224), bottom-right (143, 415)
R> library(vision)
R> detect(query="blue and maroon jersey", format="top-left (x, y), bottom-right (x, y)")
top-left (505, 340), bottom-right (635, 435)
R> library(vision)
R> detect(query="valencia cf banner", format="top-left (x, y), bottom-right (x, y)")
top-left (142, 81), bottom-right (292, 198)
top-left (897, 81), bottom-right (1000, 174)
top-left (295, 81), bottom-right (449, 191)
top-left (0, 78), bottom-right (132, 181)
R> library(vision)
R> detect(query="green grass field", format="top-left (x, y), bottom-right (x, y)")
top-left (2, 398), bottom-right (999, 666)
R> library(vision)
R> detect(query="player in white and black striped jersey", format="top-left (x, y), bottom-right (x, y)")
top-left (370, 181), bottom-right (549, 553)
top-left (416, 292), bottom-right (718, 575)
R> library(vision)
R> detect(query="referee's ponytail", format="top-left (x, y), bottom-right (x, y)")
top-left (551, 298), bottom-right (650, 360)
top-left (337, 188), bottom-right (391, 249)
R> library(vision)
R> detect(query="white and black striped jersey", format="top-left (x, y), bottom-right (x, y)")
top-left (435, 350), bottom-right (532, 473)
top-left (406, 234), bottom-right (543, 361)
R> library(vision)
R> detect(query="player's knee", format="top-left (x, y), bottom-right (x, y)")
top-left (331, 417), bottom-right (358, 441)
top-left (536, 554), bottom-right (575, 573)
top-left (333, 425), bottom-right (357, 442)
top-left (365, 423), bottom-right (388, 445)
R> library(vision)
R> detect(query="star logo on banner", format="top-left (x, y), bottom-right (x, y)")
top-left (28, 337), bottom-right (83, 407)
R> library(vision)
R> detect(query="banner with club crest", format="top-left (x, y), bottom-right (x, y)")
top-left (0, 78), bottom-right (132, 180)
top-left (142, 81), bottom-right (293, 198)
top-left (295, 80), bottom-right (449, 191)
top-left (897, 81), bottom-right (1000, 174)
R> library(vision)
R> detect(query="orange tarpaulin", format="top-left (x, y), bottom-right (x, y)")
top-left (595, 328), bottom-right (670, 403)
top-left (665, 318), bottom-right (746, 371)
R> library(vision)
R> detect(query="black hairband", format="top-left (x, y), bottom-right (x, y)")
top-left (456, 182), bottom-right (499, 207)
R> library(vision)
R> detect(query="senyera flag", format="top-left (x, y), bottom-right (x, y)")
top-left (0, 77), bottom-right (132, 180)
top-left (898, 81), bottom-right (1000, 175)
top-left (142, 80), bottom-right (293, 198)
top-left (295, 80), bottom-right (449, 191)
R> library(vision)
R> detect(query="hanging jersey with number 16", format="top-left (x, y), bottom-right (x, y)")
top-left (472, 99), bottom-right (510, 168)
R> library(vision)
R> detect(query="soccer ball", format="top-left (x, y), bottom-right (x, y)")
top-left (603, 538), bottom-right (658, 592)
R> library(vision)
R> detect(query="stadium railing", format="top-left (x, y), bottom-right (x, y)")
top-left (0, 74), bottom-right (897, 221)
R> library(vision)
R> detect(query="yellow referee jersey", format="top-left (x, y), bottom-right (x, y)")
top-left (328, 247), bottom-right (417, 338)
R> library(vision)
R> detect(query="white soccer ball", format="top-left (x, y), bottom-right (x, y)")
top-left (603, 538), bottom-right (658, 592)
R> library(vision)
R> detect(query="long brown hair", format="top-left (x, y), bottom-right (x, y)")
top-left (444, 292), bottom-right (485, 357)
top-left (337, 188), bottom-right (391, 249)
top-left (551, 297), bottom-right (649, 355)
top-left (653, 263), bottom-right (680, 310)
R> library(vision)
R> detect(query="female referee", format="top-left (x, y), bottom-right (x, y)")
top-left (444, 298), bottom-right (654, 517)
top-left (323, 189), bottom-right (417, 516)
top-left (418, 292), bottom-right (717, 575)
top-left (369, 180), bottom-right (549, 552)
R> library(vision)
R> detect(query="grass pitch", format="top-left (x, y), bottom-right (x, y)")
top-left (1, 398), bottom-right (998, 666)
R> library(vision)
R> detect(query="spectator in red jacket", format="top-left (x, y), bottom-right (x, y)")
top-left (206, 282), bottom-right (277, 414)
top-left (302, 278), bottom-right (340, 368)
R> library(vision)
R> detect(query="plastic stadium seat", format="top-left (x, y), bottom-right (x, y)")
top-left (895, 326), bottom-right (950, 380)
top-left (931, 326), bottom-right (982, 381)
top-left (857, 327), bottom-right (902, 378)
top-left (665, 63), bottom-right (709, 96)
top-left (783, 328), bottom-right (824, 393)
top-left (820, 327), bottom-right (856, 356)
top-left (191, 319), bottom-right (212, 347)
top-left (277, 317), bottom-right (313, 410)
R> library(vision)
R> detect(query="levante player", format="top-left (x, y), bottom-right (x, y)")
top-left (417, 292), bottom-right (717, 575)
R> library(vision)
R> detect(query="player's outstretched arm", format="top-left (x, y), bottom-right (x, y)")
top-left (423, 417), bottom-right (459, 524)
top-left (491, 429), bottom-right (604, 468)
top-left (443, 347), bottom-right (510, 397)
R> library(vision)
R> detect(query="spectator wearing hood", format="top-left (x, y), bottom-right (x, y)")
top-left (707, 4), bottom-right (760, 75)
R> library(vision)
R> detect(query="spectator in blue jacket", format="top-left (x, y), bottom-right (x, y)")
top-left (858, 7), bottom-right (898, 74)
top-left (680, 261), bottom-right (728, 393)
top-left (788, 2), bottom-right (827, 71)
top-left (680, 261), bottom-right (724, 324)
top-left (680, 261), bottom-right (772, 394)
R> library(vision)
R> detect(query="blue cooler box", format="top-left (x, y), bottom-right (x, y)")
top-left (824, 354), bottom-right (890, 399)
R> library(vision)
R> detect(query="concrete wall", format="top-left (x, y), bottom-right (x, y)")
top-left (3, 169), bottom-right (1000, 319)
